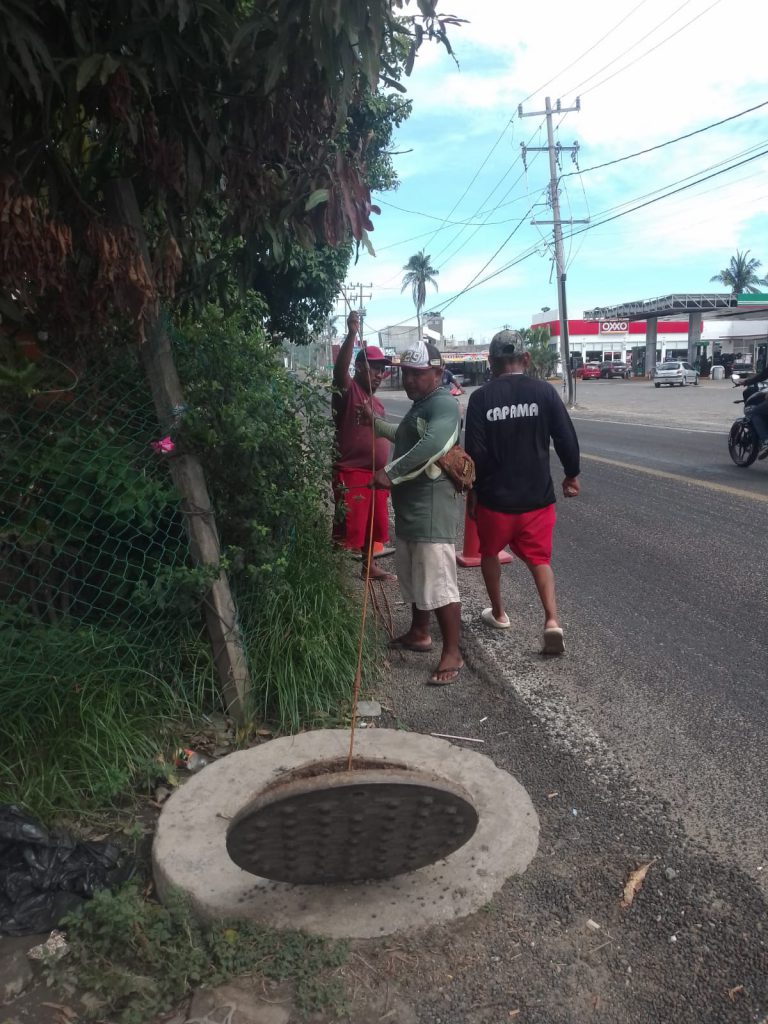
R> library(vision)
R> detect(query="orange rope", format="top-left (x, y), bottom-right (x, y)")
top-left (338, 293), bottom-right (380, 769)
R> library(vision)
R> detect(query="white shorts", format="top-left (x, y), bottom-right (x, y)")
top-left (394, 541), bottom-right (460, 611)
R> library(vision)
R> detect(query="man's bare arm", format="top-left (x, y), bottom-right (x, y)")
top-left (332, 311), bottom-right (360, 391)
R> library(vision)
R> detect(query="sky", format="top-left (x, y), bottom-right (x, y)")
top-left (342, 0), bottom-right (768, 345)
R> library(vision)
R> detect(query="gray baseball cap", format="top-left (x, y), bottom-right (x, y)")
top-left (488, 329), bottom-right (523, 359)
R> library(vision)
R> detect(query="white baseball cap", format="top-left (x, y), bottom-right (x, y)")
top-left (400, 340), bottom-right (443, 369)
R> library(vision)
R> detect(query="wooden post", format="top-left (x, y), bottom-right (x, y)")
top-left (107, 180), bottom-right (251, 721)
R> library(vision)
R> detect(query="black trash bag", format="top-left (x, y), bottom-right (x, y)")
top-left (0, 805), bottom-right (133, 935)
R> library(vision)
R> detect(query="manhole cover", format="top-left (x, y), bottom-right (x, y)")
top-left (226, 767), bottom-right (479, 884)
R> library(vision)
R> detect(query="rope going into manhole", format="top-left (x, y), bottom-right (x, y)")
top-left (341, 295), bottom-right (391, 770)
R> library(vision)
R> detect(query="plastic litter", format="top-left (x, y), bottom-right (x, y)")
top-left (176, 749), bottom-right (209, 772)
top-left (27, 929), bottom-right (69, 961)
top-left (0, 805), bottom-right (131, 936)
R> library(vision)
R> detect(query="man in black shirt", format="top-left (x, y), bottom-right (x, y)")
top-left (465, 330), bottom-right (580, 654)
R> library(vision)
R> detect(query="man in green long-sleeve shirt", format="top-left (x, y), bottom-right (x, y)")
top-left (366, 341), bottom-right (463, 684)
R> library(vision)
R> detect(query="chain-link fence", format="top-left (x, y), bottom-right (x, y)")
top-left (0, 349), bottom-right (215, 813)
top-left (1, 322), bottom-right (375, 815)
top-left (1, 357), bottom-right (186, 631)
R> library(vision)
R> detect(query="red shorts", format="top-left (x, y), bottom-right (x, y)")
top-left (476, 502), bottom-right (556, 565)
top-left (332, 469), bottom-right (389, 550)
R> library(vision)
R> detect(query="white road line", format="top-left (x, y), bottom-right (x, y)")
top-left (582, 453), bottom-right (768, 503)
top-left (571, 414), bottom-right (723, 435)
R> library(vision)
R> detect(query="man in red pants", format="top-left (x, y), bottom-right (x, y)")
top-left (332, 310), bottom-right (396, 580)
top-left (465, 330), bottom-right (580, 654)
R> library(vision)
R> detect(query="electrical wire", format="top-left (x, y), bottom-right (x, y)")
top-left (586, 137), bottom-right (768, 218)
top-left (562, 0), bottom-right (698, 96)
top-left (429, 145), bottom-right (768, 317)
top-left (432, 120), bottom-right (546, 269)
top-left (582, 0), bottom-right (724, 98)
top-left (415, 116), bottom-right (516, 255)
top-left (517, 0), bottom-right (654, 105)
top-left (376, 192), bottom-right (539, 228)
top-left (429, 120), bottom-right (523, 264)
top-left (566, 164), bottom-right (592, 271)
top-left (562, 98), bottom-right (768, 179)
top-left (434, 166), bottom-right (534, 269)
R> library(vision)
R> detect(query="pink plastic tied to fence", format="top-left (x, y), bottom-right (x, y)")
top-left (150, 436), bottom-right (175, 453)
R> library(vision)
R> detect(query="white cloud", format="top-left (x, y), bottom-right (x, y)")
top-left (359, 0), bottom-right (768, 335)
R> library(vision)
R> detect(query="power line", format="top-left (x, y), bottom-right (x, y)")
top-left (566, 165), bottom-right (592, 271)
top-left (376, 192), bottom-right (538, 227)
top-left (416, 116), bottom-right (516, 255)
top-left (562, 0), bottom-right (699, 95)
top-left (562, 99), bottom-right (768, 178)
top-left (588, 137), bottom-right (768, 218)
top-left (518, 0), bottom-right (654, 105)
top-left (429, 121), bottom-right (525, 264)
top-left (376, 121), bottom-right (523, 283)
top-left (582, 0), bottom-right (724, 98)
top-left (562, 145), bottom-right (768, 238)
top-left (434, 166), bottom-right (538, 268)
top-left (432, 120), bottom-right (546, 268)
top-left (432, 145), bottom-right (768, 315)
top-left (439, 205), bottom-right (538, 312)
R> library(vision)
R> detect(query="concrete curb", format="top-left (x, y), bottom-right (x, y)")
top-left (153, 729), bottom-right (539, 939)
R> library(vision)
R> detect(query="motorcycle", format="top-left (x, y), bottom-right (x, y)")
top-left (728, 374), bottom-right (768, 467)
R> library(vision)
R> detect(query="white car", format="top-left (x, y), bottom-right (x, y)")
top-left (653, 361), bottom-right (699, 388)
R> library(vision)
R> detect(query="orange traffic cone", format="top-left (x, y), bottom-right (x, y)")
top-left (456, 501), bottom-right (514, 568)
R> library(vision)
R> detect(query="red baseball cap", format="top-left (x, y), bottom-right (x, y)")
top-left (355, 346), bottom-right (392, 364)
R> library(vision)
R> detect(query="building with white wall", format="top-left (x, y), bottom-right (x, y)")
top-left (534, 294), bottom-right (768, 373)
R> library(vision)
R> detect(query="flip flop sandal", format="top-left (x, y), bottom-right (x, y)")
top-left (541, 627), bottom-right (565, 655)
top-left (389, 637), bottom-right (433, 653)
top-left (426, 664), bottom-right (464, 686)
top-left (481, 607), bottom-right (511, 630)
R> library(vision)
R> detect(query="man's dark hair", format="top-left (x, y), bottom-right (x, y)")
top-left (425, 342), bottom-right (444, 368)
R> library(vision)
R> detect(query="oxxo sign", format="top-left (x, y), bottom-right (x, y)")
top-left (599, 320), bottom-right (629, 334)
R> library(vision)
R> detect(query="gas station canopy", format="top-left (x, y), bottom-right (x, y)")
top-left (583, 293), bottom-right (736, 321)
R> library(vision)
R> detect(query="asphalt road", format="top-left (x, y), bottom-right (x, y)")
top-left (380, 381), bottom-right (768, 888)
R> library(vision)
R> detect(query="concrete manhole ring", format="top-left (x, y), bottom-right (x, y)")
top-left (153, 729), bottom-right (539, 938)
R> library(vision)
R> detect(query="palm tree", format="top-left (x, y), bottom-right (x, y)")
top-left (401, 250), bottom-right (439, 333)
top-left (710, 250), bottom-right (768, 295)
top-left (518, 325), bottom-right (556, 379)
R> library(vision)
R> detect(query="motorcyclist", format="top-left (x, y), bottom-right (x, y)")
top-left (441, 367), bottom-right (465, 395)
top-left (736, 363), bottom-right (768, 459)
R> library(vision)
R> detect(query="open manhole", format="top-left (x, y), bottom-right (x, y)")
top-left (226, 759), bottom-right (479, 884)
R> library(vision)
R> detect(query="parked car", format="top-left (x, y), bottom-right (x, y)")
top-left (653, 361), bottom-right (699, 387)
top-left (599, 361), bottom-right (631, 379)
top-left (574, 363), bottom-right (601, 380)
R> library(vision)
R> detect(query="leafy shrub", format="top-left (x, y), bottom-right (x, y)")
top-left (173, 303), bottom-right (378, 729)
top-left (174, 301), bottom-right (335, 572)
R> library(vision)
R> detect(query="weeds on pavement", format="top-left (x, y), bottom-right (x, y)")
top-left (52, 883), bottom-right (348, 1023)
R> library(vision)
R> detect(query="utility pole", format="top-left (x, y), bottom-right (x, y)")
top-left (519, 97), bottom-right (588, 407)
top-left (343, 281), bottom-right (373, 346)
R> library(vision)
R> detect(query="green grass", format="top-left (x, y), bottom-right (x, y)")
top-left (0, 622), bottom-right (216, 819)
top-left (238, 538), bottom-right (380, 731)
top-left (51, 883), bottom-right (349, 1023)
top-left (0, 529), bottom-right (380, 818)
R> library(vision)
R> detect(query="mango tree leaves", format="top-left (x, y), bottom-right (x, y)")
top-left (0, 0), bottom-right (459, 344)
